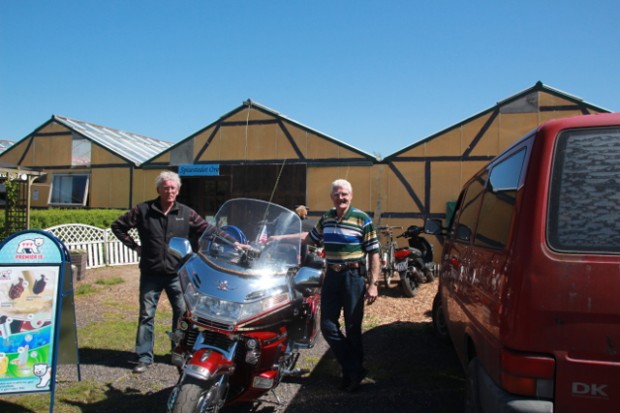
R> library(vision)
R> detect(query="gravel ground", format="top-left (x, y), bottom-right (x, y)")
top-left (5, 265), bottom-right (465, 413)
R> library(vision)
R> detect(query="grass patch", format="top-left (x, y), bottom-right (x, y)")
top-left (79, 319), bottom-right (137, 350)
top-left (77, 309), bottom-right (173, 352)
top-left (362, 313), bottom-right (383, 329)
top-left (95, 277), bottom-right (124, 286)
top-left (0, 380), bottom-right (116, 413)
top-left (75, 284), bottom-right (98, 295)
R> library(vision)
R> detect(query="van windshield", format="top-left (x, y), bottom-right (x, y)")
top-left (548, 127), bottom-right (620, 253)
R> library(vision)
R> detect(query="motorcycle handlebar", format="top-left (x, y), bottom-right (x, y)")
top-left (397, 226), bottom-right (423, 239)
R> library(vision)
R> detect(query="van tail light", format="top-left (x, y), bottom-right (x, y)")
top-left (500, 350), bottom-right (555, 399)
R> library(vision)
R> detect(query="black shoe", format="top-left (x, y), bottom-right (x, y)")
top-left (345, 368), bottom-right (368, 392)
top-left (338, 376), bottom-right (351, 391)
top-left (133, 361), bottom-right (152, 374)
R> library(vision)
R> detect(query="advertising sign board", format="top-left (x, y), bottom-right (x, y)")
top-left (0, 230), bottom-right (72, 411)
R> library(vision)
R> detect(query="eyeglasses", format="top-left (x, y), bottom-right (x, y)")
top-left (332, 192), bottom-right (350, 197)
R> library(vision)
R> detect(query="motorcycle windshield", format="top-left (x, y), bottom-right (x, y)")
top-left (198, 198), bottom-right (302, 276)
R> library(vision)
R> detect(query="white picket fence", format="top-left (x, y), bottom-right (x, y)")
top-left (45, 224), bottom-right (140, 269)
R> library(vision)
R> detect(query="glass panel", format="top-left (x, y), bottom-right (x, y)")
top-left (475, 149), bottom-right (526, 249)
top-left (72, 136), bottom-right (91, 167)
top-left (50, 174), bottom-right (89, 206)
top-left (453, 172), bottom-right (487, 242)
top-left (548, 127), bottom-right (620, 253)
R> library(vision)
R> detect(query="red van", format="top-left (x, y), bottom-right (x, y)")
top-left (429, 113), bottom-right (620, 412)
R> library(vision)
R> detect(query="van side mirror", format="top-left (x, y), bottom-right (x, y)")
top-left (424, 219), bottom-right (443, 235)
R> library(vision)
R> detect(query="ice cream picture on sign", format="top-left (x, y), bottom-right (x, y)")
top-left (1, 269), bottom-right (55, 321)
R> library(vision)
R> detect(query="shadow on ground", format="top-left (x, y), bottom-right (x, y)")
top-left (0, 322), bottom-right (464, 413)
top-left (218, 320), bottom-right (465, 413)
top-left (63, 383), bottom-right (172, 413)
top-left (0, 400), bottom-right (37, 413)
top-left (280, 320), bottom-right (465, 413)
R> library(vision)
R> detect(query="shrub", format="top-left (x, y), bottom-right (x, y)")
top-left (0, 208), bottom-right (127, 229)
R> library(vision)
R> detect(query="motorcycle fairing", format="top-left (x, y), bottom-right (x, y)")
top-left (185, 348), bottom-right (236, 381)
top-left (179, 255), bottom-right (295, 329)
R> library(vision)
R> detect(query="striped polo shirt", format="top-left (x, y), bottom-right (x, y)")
top-left (309, 206), bottom-right (380, 264)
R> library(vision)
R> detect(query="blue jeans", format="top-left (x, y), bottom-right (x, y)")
top-left (136, 274), bottom-right (186, 364)
top-left (320, 267), bottom-right (366, 379)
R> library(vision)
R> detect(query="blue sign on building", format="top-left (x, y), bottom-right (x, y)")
top-left (178, 164), bottom-right (220, 177)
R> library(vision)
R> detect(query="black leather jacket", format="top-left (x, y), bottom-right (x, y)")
top-left (111, 198), bottom-right (208, 277)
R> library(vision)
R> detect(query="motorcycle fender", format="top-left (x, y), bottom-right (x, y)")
top-left (184, 348), bottom-right (235, 381)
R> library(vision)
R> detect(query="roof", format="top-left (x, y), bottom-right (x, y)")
top-left (53, 115), bottom-right (173, 166)
top-left (145, 99), bottom-right (378, 166)
top-left (239, 99), bottom-right (378, 160)
top-left (383, 81), bottom-right (612, 161)
top-left (0, 140), bottom-right (14, 153)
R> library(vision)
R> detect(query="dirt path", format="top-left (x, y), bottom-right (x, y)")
top-left (51, 265), bottom-right (464, 413)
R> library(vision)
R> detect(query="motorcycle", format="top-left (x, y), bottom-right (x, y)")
top-left (394, 225), bottom-right (435, 297)
top-left (165, 198), bottom-right (324, 413)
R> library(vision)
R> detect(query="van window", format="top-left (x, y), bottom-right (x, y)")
top-left (475, 149), bottom-right (526, 249)
top-left (548, 127), bottom-right (620, 253)
top-left (453, 172), bottom-right (487, 242)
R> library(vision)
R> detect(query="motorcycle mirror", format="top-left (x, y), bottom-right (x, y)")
top-left (292, 267), bottom-right (322, 293)
top-left (424, 219), bottom-right (443, 235)
top-left (168, 237), bottom-right (193, 259)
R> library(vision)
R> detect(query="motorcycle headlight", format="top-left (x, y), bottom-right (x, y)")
top-left (237, 291), bottom-right (291, 322)
top-left (184, 281), bottom-right (291, 325)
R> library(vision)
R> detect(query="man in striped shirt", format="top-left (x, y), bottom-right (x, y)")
top-left (305, 179), bottom-right (380, 392)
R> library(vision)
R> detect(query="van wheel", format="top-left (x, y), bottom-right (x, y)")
top-left (464, 358), bottom-right (482, 413)
top-left (432, 293), bottom-right (450, 343)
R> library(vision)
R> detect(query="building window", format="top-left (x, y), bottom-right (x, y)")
top-left (72, 136), bottom-right (91, 167)
top-left (50, 174), bottom-right (89, 206)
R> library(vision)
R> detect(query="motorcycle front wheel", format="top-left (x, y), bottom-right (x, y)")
top-left (400, 271), bottom-right (418, 297)
top-left (169, 375), bottom-right (228, 413)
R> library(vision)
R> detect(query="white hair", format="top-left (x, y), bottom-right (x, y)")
top-left (156, 171), bottom-right (182, 189)
top-left (331, 179), bottom-right (352, 193)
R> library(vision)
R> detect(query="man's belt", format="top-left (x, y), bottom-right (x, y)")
top-left (328, 262), bottom-right (361, 272)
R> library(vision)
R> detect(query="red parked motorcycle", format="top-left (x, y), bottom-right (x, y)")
top-left (166, 198), bottom-right (323, 413)
top-left (394, 225), bottom-right (435, 297)
top-left (380, 225), bottom-right (435, 297)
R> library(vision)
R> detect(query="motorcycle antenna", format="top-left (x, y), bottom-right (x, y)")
top-left (255, 159), bottom-right (287, 243)
top-left (268, 158), bottom-right (286, 204)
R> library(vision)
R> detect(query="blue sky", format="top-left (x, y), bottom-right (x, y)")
top-left (1, 1), bottom-right (618, 158)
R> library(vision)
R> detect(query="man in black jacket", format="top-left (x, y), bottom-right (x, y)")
top-left (112, 171), bottom-right (218, 373)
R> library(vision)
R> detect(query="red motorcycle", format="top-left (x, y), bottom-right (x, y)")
top-left (166, 198), bottom-right (323, 413)
top-left (394, 225), bottom-right (435, 297)
top-left (380, 225), bottom-right (434, 297)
